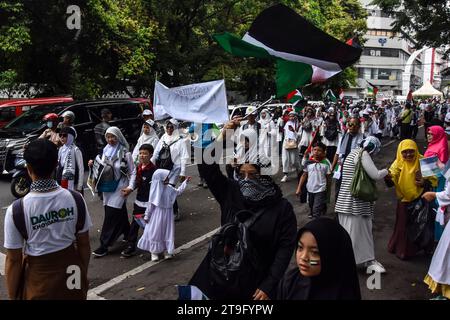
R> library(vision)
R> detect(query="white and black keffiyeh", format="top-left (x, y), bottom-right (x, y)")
top-left (58, 130), bottom-right (76, 184)
top-left (237, 176), bottom-right (278, 202)
top-left (30, 179), bottom-right (59, 192)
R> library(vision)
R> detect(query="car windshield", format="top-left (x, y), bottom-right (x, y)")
top-left (4, 104), bottom-right (67, 132)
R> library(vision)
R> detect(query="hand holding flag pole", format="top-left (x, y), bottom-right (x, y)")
top-left (241, 96), bottom-right (275, 120)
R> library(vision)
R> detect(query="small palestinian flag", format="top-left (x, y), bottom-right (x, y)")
top-left (213, 4), bottom-right (362, 98)
top-left (339, 88), bottom-right (345, 101)
top-left (286, 89), bottom-right (303, 103)
top-left (325, 89), bottom-right (337, 102)
top-left (366, 80), bottom-right (379, 96)
top-left (407, 89), bottom-right (413, 102)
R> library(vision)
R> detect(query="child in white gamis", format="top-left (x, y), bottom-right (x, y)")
top-left (137, 169), bottom-right (190, 261)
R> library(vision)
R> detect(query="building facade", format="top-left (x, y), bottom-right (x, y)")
top-left (351, 0), bottom-right (424, 101)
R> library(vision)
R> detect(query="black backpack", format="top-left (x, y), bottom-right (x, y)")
top-left (208, 209), bottom-right (264, 297)
top-left (156, 139), bottom-right (179, 170)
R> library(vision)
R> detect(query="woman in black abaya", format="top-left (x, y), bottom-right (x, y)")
top-left (277, 218), bottom-right (361, 300)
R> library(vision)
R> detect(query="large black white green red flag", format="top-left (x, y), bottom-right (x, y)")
top-left (213, 4), bottom-right (362, 97)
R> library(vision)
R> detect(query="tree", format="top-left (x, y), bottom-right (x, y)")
top-left (372, 0), bottom-right (450, 56)
top-left (0, 1), bottom-right (367, 100)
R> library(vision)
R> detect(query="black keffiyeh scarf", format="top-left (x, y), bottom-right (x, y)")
top-left (237, 175), bottom-right (282, 206)
top-left (30, 179), bottom-right (59, 192)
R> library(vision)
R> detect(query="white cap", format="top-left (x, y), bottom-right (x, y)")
top-left (142, 109), bottom-right (153, 116)
top-left (245, 106), bottom-right (256, 116)
top-left (61, 110), bottom-right (75, 120)
top-left (145, 119), bottom-right (155, 126)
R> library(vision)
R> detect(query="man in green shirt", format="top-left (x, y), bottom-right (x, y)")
top-left (400, 103), bottom-right (412, 140)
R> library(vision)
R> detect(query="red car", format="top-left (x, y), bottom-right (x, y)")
top-left (0, 96), bottom-right (74, 128)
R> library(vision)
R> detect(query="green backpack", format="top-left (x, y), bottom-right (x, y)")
top-left (350, 150), bottom-right (378, 202)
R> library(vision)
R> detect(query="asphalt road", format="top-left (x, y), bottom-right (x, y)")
top-left (0, 131), bottom-right (437, 300)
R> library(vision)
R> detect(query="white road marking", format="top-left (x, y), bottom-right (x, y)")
top-left (87, 227), bottom-right (220, 300)
top-left (0, 252), bottom-right (6, 276)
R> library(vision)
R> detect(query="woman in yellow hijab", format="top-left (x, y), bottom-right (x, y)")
top-left (385, 139), bottom-right (436, 260)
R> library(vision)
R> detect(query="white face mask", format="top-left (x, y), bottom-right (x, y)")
top-left (47, 121), bottom-right (54, 128)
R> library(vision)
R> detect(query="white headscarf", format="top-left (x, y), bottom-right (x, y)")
top-left (58, 127), bottom-right (76, 166)
top-left (148, 169), bottom-right (179, 209)
top-left (139, 120), bottom-right (159, 143)
top-left (162, 119), bottom-right (181, 144)
top-left (258, 109), bottom-right (272, 126)
top-left (133, 121), bottom-right (159, 161)
top-left (103, 126), bottom-right (129, 158)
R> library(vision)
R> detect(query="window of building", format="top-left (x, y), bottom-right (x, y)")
top-left (378, 69), bottom-right (399, 80)
top-left (371, 68), bottom-right (378, 80)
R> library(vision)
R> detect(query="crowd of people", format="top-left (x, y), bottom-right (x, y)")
top-left (3, 96), bottom-right (450, 301)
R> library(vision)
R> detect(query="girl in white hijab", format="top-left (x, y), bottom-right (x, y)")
top-left (88, 126), bottom-right (135, 257)
top-left (137, 169), bottom-right (191, 261)
top-left (151, 118), bottom-right (189, 185)
top-left (57, 126), bottom-right (84, 192)
top-left (132, 120), bottom-right (159, 164)
top-left (258, 109), bottom-right (276, 161)
top-left (281, 112), bottom-right (301, 182)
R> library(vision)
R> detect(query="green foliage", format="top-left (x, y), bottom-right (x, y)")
top-left (372, 0), bottom-right (450, 57)
top-left (0, 0), bottom-right (367, 99)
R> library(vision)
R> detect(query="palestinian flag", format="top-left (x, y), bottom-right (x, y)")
top-left (406, 89), bottom-right (413, 102)
top-left (325, 89), bottom-right (337, 102)
top-left (366, 80), bottom-right (379, 96)
top-left (339, 88), bottom-right (345, 101)
top-left (213, 4), bottom-right (362, 97)
top-left (286, 89), bottom-right (303, 103)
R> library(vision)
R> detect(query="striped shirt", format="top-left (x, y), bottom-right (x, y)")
top-left (335, 148), bottom-right (375, 216)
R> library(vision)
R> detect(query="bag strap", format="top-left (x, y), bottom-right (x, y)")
top-left (12, 198), bottom-right (27, 241)
top-left (236, 208), bottom-right (266, 229)
top-left (167, 138), bottom-right (181, 147)
top-left (11, 191), bottom-right (87, 241)
top-left (68, 190), bottom-right (86, 234)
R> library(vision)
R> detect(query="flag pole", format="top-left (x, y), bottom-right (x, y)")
top-left (241, 96), bottom-right (274, 120)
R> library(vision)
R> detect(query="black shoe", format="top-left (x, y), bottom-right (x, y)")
top-left (121, 246), bottom-right (137, 258)
top-left (93, 246), bottom-right (108, 257)
top-left (202, 183), bottom-right (208, 189)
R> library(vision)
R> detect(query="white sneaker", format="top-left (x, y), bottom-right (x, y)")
top-left (151, 253), bottom-right (159, 262)
top-left (164, 253), bottom-right (173, 259)
top-left (281, 175), bottom-right (288, 183)
top-left (366, 260), bottom-right (386, 274)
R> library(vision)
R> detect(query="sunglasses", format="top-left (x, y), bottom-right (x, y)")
top-left (59, 133), bottom-right (68, 137)
top-left (347, 123), bottom-right (358, 127)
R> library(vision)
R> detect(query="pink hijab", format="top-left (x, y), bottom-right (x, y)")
top-left (424, 126), bottom-right (449, 163)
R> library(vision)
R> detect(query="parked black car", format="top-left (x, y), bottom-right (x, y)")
top-left (0, 99), bottom-right (148, 175)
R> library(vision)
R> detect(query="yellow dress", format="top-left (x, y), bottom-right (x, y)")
top-left (424, 274), bottom-right (450, 299)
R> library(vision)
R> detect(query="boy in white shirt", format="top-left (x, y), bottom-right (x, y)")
top-left (296, 142), bottom-right (332, 219)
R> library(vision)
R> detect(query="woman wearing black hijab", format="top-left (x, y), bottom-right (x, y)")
top-left (277, 218), bottom-right (361, 300)
top-left (189, 117), bottom-right (297, 300)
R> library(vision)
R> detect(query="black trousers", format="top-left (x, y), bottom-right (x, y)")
top-left (308, 191), bottom-right (327, 218)
top-left (100, 203), bottom-right (130, 248)
top-left (400, 123), bottom-right (412, 140)
top-left (411, 125), bottom-right (418, 139)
